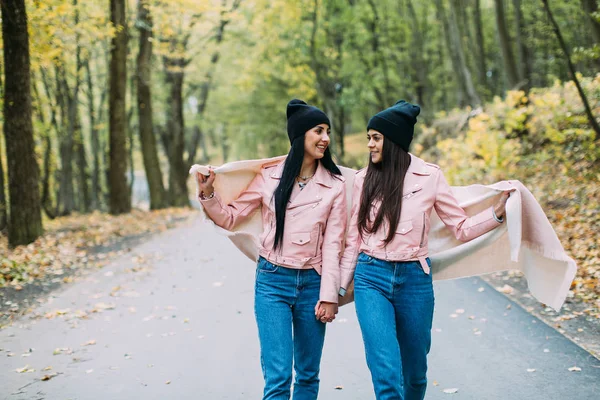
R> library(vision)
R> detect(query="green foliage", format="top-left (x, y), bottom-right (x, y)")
top-left (411, 76), bottom-right (600, 185)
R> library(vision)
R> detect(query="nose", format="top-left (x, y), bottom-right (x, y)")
top-left (321, 135), bottom-right (330, 144)
top-left (367, 139), bottom-right (375, 148)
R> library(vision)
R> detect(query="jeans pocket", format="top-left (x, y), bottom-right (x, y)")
top-left (257, 258), bottom-right (279, 273)
top-left (357, 252), bottom-right (373, 264)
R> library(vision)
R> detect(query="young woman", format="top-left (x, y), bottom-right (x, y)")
top-left (339, 100), bottom-right (512, 400)
top-left (196, 99), bottom-right (347, 400)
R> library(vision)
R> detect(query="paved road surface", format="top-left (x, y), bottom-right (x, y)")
top-left (2, 217), bottom-right (599, 400)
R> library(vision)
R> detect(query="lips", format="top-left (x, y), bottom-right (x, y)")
top-left (316, 144), bottom-right (327, 151)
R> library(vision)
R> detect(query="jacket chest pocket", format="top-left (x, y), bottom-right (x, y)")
top-left (403, 185), bottom-right (423, 200)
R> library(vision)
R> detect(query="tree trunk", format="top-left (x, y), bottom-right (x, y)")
top-left (435, 0), bottom-right (481, 107)
top-left (55, 65), bottom-right (75, 216)
top-left (187, 0), bottom-right (242, 165)
top-left (74, 115), bottom-right (90, 213)
top-left (0, 138), bottom-right (7, 230)
top-left (164, 61), bottom-right (188, 207)
top-left (473, 0), bottom-right (488, 90)
top-left (137, 0), bottom-right (168, 210)
top-left (1, 0), bottom-right (43, 246)
top-left (513, 0), bottom-right (532, 90)
top-left (494, 0), bottom-right (520, 89)
top-left (84, 58), bottom-right (102, 210)
top-left (109, 0), bottom-right (131, 214)
top-left (542, 0), bottom-right (600, 140)
top-left (33, 71), bottom-right (57, 219)
top-left (406, 0), bottom-right (429, 108)
top-left (581, 0), bottom-right (600, 44)
top-left (187, 126), bottom-right (209, 165)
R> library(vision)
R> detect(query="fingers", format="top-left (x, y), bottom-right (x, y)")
top-left (207, 169), bottom-right (216, 184)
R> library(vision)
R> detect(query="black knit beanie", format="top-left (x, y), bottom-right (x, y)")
top-left (367, 100), bottom-right (421, 152)
top-left (286, 99), bottom-right (331, 144)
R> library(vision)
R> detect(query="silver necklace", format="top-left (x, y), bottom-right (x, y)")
top-left (298, 172), bottom-right (315, 180)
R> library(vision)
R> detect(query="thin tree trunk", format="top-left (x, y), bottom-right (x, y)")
top-left (84, 58), bottom-right (101, 210)
top-left (513, 0), bottom-right (532, 90)
top-left (164, 60), bottom-right (188, 207)
top-left (32, 71), bottom-right (57, 219)
top-left (406, 0), bottom-right (428, 108)
top-left (435, 0), bottom-right (481, 107)
top-left (109, 0), bottom-right (131, 214)
top-left (137, 0), bottom-right (168, 210)
top-left (542, 0), bottom-right (600, 139)
top-left (0, 138), bottom-right (7, 230)
top-left (581, 0), bottom-right (600, 44)
top-left (494, 0), bottom-right (520, 88)
top-left (473, 0), bottom-right (488, 89)
top-left (55, 64), bottom-right (75, 216)
top-left (1, 0), bottom-right (43, 246)
top-left (188, 126), bottom-right (209, 165)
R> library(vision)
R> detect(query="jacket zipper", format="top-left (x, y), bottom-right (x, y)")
top-left (314, 224), bottom-right (321, 257)
top-left (419, 213), bottom-right (426, 248)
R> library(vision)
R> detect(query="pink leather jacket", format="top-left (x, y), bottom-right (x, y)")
top-left (339, 154), bottom-right (502, 290)
top-left (200, 159), bottom-right (347, 303)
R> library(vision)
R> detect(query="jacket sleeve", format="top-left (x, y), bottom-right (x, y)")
top-left (319, 183), bottom-right (348, 304)
top-left (339, 177), bottom-right (363, 291)
top-left (434, 169), bottom-right (501, 242)
top-left (199, 171), bottom-right (264, 231)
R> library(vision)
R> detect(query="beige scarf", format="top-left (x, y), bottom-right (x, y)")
top-left (190, 157), bottom-right (576, 311)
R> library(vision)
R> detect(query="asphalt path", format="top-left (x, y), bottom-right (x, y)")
top-left (1, 217), bottom-right (599, 400)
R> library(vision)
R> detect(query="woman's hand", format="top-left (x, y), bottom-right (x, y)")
top-left (315, 301), bottom-right (338, 323)
top-left (494, 190), bottom-right (514, 219)
top-left (196, 168), bottom-right (216, 197)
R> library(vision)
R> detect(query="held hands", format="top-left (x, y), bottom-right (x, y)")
top-left (196, 168), bottom-right (216, 198)
top-left (314, 301), bottom-right (338, 324)
top-left (493, 189), bottom-right (515, 219)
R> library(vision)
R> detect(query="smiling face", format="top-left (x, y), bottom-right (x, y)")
top-left (367, 129), bottom-right (384, 164)
top-left (304, 124), bottom-right (331, 160)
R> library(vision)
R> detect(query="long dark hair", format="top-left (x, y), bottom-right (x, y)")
top-left (272, 137), bottom-right (341, 251)
top-left (357, 139), bottom-right (411, 245)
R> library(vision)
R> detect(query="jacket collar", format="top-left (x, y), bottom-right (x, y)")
top-left (270, 159), bottom-right (334, 188)
top-left (407, 153), bottom-right (431, 176)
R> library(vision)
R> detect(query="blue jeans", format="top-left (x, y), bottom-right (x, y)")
top-left (354, 253), bottom-right (435, 400)
top-left (254, 257), bottom-right (326, 400)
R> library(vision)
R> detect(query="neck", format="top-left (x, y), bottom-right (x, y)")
top-left (300, 156), bottom-right (317, 178)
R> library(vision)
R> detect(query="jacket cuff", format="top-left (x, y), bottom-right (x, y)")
top-left (319, 288), bottom-right (339, 304)
top-left (492, 207), bottom-right (504, 223)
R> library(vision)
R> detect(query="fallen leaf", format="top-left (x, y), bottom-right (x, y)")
top-left (165, 380), bottom-right (171, 385)
top-left (449, 314), bottom-right (458, 318)
top-left (16, 365), bottom-right (35, 373)
top-left (433, 380), bottom-right (439, 386)
top-left (83, 340), bottom-right (96, 346)
top-left (41, 373), bottom-right (58, 381)
top-left (86, 369), bottom-right (94, 374)
top-left (455, 309), bottom-right (465, 314)
top-left (527, 368), bottom-right (536, 373)
top-left (443, 388), bottom-right (459, 394)
top-left (568, 366), bottom-right (582, 372)
top-left (334, 385), bottom-right (343, 390)
top-left (478, 287), bottom-right (485, 292)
